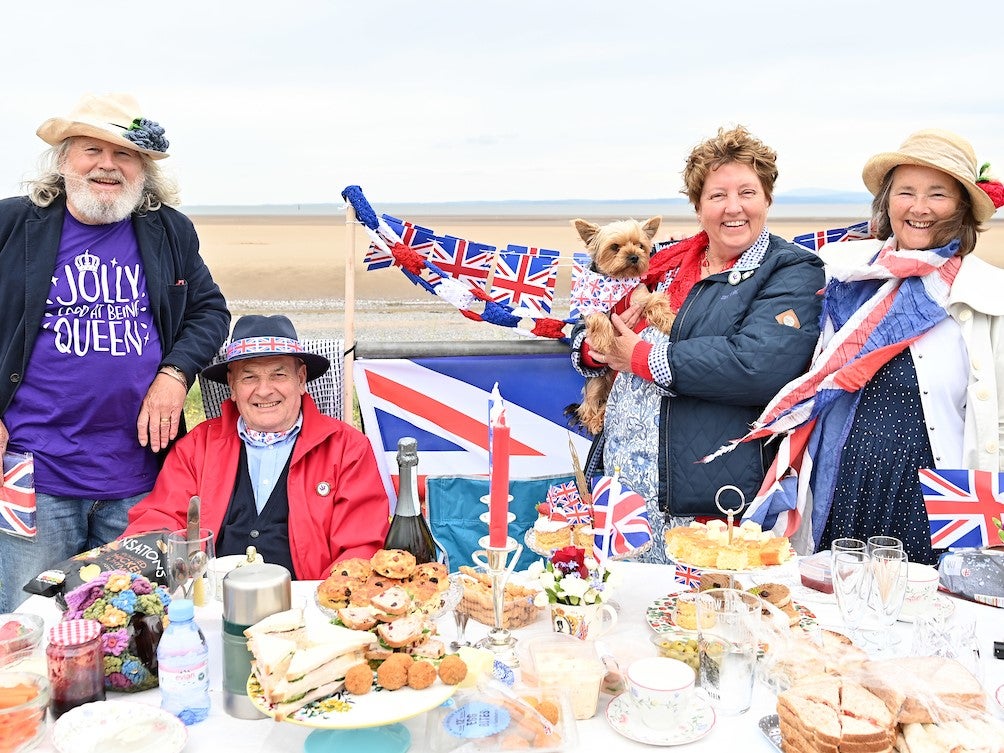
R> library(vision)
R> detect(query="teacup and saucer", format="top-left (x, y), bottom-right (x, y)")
top-left (605, 657), bottom-right (715, 746)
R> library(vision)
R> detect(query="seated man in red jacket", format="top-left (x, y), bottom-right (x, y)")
top-left (125, 315), bottom-right (389, 579)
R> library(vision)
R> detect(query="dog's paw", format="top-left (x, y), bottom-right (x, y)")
top-left (644, 293), bottom-right (676, 335)
top-left (585, 313), bottom-right (615, 352)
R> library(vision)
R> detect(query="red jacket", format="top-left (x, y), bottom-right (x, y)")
top-left (125, 394), bottom-right (390, 579)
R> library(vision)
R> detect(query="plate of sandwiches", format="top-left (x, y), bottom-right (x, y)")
top-left (663, 520), bottom-right (795, 572)
top-left (244, 606), bottom-right (460, 727)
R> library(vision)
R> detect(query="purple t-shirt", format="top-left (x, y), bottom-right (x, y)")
top-left (5, 212), bottom-right (162, 497)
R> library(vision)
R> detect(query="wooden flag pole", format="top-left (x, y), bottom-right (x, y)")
top-left (343, 204), bottom-right (357, 418)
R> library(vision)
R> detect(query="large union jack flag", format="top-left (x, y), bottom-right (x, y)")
top-left (489, 245), bottom-right (560, 314)
top-left (920, 468), bottom-right (1004, 548)
top-left (591, 474), bottom-right (652, 560)
top-left (792, 221), bottom-right (872, 252)
top-left (428, 235), bottom-right (493, 292)
top-left (1, 451), bottom-right (36, 538)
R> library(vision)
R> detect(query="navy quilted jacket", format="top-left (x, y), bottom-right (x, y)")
top-left (576, 234), bottom-right (824, 517)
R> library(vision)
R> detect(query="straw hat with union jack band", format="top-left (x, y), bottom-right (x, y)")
top-left (201, 314), bottom-right (330, 383)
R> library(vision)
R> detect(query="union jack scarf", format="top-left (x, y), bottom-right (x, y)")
top-left (702, 236), bottom-right (962, 551)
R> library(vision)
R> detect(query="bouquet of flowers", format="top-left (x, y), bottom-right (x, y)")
top-left (527, 546), bottom-right (616, 607)
top-left (63, 570), bottom-right (171, 692)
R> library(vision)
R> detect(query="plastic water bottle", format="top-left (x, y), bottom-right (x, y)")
top-left (157, 598), bottom-right (210, 724)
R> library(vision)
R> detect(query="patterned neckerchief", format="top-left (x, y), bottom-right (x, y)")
top-left (237, 415), bottom-right (302, 447)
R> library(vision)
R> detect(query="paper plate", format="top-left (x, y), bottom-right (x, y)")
top-left (52, 700), bottom-right (187, 753)
top-left (247, 672), bottom-right (457, 729)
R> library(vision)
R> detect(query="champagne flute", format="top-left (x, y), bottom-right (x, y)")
top-left (868, 546), bottom-right (908, 651)
top-left (831, 550), bottom-right (871, 644)
top-left (866, 535), bottom-right (903, 556)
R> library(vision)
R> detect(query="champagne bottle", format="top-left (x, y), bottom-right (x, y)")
top-left (384, 437), bottom-right (437, 564)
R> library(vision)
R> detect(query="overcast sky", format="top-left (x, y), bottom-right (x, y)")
top-left (2, 1), bottom-right (1002, 206)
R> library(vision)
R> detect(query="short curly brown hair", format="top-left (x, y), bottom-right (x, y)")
top-left (682, 125), bottom-right (778, 206)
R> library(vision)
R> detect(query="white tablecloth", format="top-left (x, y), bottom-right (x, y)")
top-left (15, 560), bottom-right (1004, 752)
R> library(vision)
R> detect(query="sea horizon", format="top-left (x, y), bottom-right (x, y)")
top-left (182, 194), bottom-right (879, 221)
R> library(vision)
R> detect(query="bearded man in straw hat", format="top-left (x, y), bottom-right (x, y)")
top-left (0, 93), bottom-right (230, 611)
top-left (124, 315), bottom-right (390, 579)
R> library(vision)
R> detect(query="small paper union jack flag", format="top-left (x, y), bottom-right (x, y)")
top-left (546, 481), bottom-right (580, 508)
top-left (674, 563), bottom-right (702, 589)
top-left (1, 451), bottom-right (37, 538)
top-left (920, 468), bottom-right (1004, 548)
top-left (591, 472), bottom-right (652, 560)
top-left (792, 221), bottom-right (872, 252)
top-left (489, 245), bottom-right (560, 315)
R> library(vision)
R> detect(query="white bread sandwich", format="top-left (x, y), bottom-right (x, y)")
top-left (246, 633), bottom-right (297, 697)
top-left (268, 644), bottom-right (366, 720)
top-left (243, 606), bottom-right (306, 643)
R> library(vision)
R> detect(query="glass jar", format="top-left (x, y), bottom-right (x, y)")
top-left (46, 619), bottom-right (105, 719)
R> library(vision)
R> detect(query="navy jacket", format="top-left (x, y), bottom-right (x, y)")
top-left (576, 234), bottom-right (824, 517)
top-left (0, 195), bottom-right (230, 422)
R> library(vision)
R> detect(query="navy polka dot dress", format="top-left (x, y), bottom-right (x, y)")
top-left (820, 350), bottom-right (938, 565)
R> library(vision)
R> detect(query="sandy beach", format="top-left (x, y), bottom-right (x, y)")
top-left (192, 213), bottom-right (1004, 343)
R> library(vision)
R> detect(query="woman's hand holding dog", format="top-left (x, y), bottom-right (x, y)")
top-left (587, 305), bottom-right (643, 373)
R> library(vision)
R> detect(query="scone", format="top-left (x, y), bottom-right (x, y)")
top-left (370, 549), bottom-right (418, 579)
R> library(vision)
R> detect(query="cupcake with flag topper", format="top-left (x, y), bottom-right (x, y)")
top-left (531, 480), bottom-right (593, 551)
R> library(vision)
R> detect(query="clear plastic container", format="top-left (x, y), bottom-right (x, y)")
top-left (0, 615), bottom-right (44, 674)
top-left (526, 634), bottom-right (606, 720)
top-left (0, 670), bottom-right (49, 753)
top-left (424, 684), bottom-right (577, 752)
top-left (798, 552), bottom-right (833, 594)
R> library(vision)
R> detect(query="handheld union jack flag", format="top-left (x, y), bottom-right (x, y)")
top-left (591, 473), bottom-right (652, 560)
top-left (920, 468), bottom-right (1004, 548)
top-left (489, 245), bottom-right (560, 315)
top-left (792, 221), bottom-right (872, 252)
top-left (1, 451), bottom-right (36, 538)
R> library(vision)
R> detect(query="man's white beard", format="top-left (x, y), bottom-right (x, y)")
top-left (63, 167), bottom-right (146, 224)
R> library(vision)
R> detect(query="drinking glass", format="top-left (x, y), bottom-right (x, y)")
top-left (696, 588), bottom-right (761, 715)
top-left (867, 546), bottom-right (908, 650)
top-left (831, 550), bottom-right (871, 643)
top-left (167, 528), bottom-right (216, 606)
top-left (866, 535), bottom-right (903, 555)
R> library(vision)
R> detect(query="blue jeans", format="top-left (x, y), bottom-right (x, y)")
top-left (0, 491), bottom-right (147, 612)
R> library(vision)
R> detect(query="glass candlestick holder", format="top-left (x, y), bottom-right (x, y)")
top-left (471, 534), bottom-right (523, 670)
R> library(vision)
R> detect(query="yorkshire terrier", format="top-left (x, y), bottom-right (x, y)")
top-left (572, 216), bottom-right (674, 435)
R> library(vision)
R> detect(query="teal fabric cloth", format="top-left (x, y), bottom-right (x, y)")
top-left (426, 473), bottom-right (576, 572)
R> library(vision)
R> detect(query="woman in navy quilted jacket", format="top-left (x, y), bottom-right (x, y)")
top-left (571, 125), bottom-right (825, 563)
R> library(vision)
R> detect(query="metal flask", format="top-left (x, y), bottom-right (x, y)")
top-left (221, 551), bottom-right (291, 719)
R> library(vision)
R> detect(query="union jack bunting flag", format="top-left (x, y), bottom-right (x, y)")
top-left (591, 474), bottom-right (652, 560)
top-left (364, 215), bottom-right (437, 271)
top-left (920, 468), bottom-right (1004, 548)
top-left (1, 451), bottom-right (36, 538)
top-left (428, 235), bottom-right (493, 291)
top-left (792, 221), bottom-right (872, 252)
top-left (488, 245), bottom-right (560, 314)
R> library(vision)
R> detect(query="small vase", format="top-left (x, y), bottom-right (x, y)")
top-left (549, 601), bottom-right (617, 640)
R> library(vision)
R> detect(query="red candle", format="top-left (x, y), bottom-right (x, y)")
top-left (489, 423), bottom-right (510, 548)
